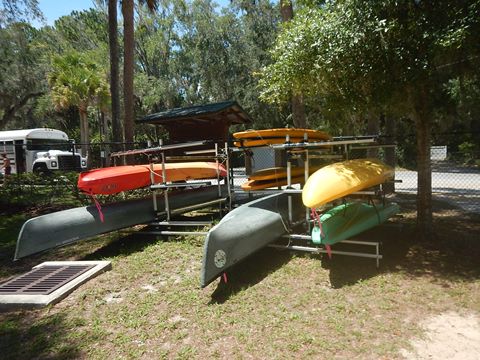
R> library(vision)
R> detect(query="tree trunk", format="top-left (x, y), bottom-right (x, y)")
top-left (280, 0), bottom-right (306, 128)
top-left (291, 92), bottom-right (306, 128)
top-left (280, 0), bottom-right (293, 20)
top-left (366, 113), bottom-right (379, 158)
top-left (383, 114), bottom-right (396, 194)
top-left (412, 91), bottom-right (433, 240)
top-left (108, 0), bottom-right (122, 154)
top-left (79, 107), bottom-right (90, 167)
top-left (122, 0), bottom-right (135, 164)
top-left (102, 112), bottom-right (111, 167)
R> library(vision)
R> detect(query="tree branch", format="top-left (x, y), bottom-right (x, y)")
top-left (0, 91), bottom-right (44, 129)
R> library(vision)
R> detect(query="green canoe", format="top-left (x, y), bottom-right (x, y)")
top-left (201, 192), bottom-right (304, 288)
top-left (312, 202), bottom-right (400, 245)
top-left (15, 185), bottom-right (227, 260)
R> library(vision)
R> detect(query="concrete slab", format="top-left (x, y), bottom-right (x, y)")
top-left (0, 260), bottom-right (111, 310)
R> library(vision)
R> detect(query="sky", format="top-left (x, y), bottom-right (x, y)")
top-left (35, 0), bottom-right (98, 26)
top-left (35, 0), bottom-right (230, 26)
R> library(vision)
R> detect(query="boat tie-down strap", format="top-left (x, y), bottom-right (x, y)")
top-left (85, 192), bottom-right (105, 223)
top-left (310, 208), bottom-right (332, 258)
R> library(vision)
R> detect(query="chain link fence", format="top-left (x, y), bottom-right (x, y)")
top-left (77, 135), bottom-right (479, 217)
top-left (229, 135), bottom-right (480, 217)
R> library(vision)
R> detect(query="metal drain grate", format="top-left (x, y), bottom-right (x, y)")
top-left (0, 264), bottom-right (95, 295)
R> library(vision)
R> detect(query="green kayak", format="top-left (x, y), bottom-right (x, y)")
top-left (312, 202), bottom-right (400, 245)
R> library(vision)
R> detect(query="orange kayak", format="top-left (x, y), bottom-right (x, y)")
top-left (233, 128), bottom-right (331, 148)
top-left (78, 162), bottom-right (227, 195)
top-left (241, 175), bottom-right (305, 191)
top-left (233, 128), bottom-right (331, 141)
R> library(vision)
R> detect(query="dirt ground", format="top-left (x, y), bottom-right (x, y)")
top-left (1, 192), bottom-right (479, 359)
top-left (392, 193), bottom-right (480, 359)
top-left (401, 311), bottom-right (480, 359)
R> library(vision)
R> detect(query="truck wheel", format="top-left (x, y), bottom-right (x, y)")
top-left (33, 164), bottom-right (50, 175)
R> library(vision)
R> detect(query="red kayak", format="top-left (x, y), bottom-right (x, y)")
top-left (78, 162), bottom-right (227, 195)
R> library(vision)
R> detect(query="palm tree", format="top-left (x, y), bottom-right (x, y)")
top-left (122, 0), bottom-right (157, 163)
top-left (122, 0), bottom-right (134, 161)
top-left (48, 53), bottom-right (110, 166)
top-left (108, 0), bottom-right (122, 153)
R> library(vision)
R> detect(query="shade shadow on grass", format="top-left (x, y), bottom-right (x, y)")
top-left (208, 203), bottom-right (480, 297)
top-left (395, 219), bottom-right (480, 283)
top-left (0, 312), bottom-right (83, 360)
top-left (82, 212), bottom-right (220, 260)
top-left (209, 247), bottom-right (293, 304)
top-left (391, 193), bottom-right (480, 282)
top-left (323, 224), bottom-right (414, 288)
top-left (324, 208), bottom-right (480, 289)
top-left (81, 232), bottom-right (156, 261)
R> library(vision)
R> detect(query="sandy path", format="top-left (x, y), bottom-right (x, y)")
top-left (401, 311), bottom-right (480, 359)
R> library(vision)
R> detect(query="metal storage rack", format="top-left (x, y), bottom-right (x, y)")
top-left (111, 141), bottom-right (232, 237)
top-left (234, 134), bottom-right (394, 267)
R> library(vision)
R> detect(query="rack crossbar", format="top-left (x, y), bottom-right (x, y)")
top-left (184, 148), bottom-right (218, 155)
top-left (271, 138), bottom-right (376, 150)
top-left (283, 189), bottom-right (303, 194)
top-left (166, 155), bottom-right (223, 161)
top-left (149, 221), bottom-right (213, 226)
top-left (234, 189), bottom-right (302, 195)
top-left (277, 234), bottom-right (382, 267)
top-left (150, 181), bottom-right (212, 190)
top-left (350, 144), bottom-right (396, 150)
top-left (156, 198), bottom-right (227, 216)
top-left (136, 230), bottom-right (208, 236)
top-left (111, 140), bottom-right (208, 157)
top-left (281, 235), bottom-right (380, 247)
top-left (269, 244), bottom-right (382, 261)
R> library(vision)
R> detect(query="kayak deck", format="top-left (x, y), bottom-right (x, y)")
top-left (78, 162), bottom-right (227, 195)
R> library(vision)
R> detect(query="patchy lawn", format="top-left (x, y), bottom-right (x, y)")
top-left (0, 194), bottom-right (479, 359)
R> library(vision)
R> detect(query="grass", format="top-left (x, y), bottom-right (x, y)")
top-left (0, 194), bottom-right (479, 359)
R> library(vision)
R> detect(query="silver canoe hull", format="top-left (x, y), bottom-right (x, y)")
top-left (15, 185), bottom-right (227, 259)
top-left (201, 192), bottom-right (303, 287)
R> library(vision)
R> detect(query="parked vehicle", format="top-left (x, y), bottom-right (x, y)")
top-left (0, 128), bottom-right (87, 174)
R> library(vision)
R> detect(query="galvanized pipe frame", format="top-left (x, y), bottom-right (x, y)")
top-left (151, 221), bottom-right (213, 226)
top-left (139, 135), bottom-right (392, 257)
top-left (234, 134), bottom-right (383, 232)
top-left (146, 140), bottom-right (231, 226)
top-left (269, 243), bottom-right (382, 268)
top-left (273, 234), bottom-right (382, 268)
top-left (137, 230), bottom-right (209, 236)
top-left (143, 197), bottom-right (227, 238)
top-left (150, 181), bottom-right (213, 190)
top-left (270, 137), bottom-right (377, 150)
top-left (233, 133), bottom-right (391, 268)
top-left (101, 140), bottom-right (229, 243)
top-left (110, 140), bottom-right (210, 157)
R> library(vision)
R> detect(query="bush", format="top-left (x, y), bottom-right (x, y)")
top-left (458, 141), bottom-right (478, 165)
top-left (0, 172), bottom-right (87, 210)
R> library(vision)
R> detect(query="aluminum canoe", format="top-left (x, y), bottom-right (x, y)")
top-left (15, 185), bottom-right (227, 260)
top-left (201, 192), bottom-right (303, 288)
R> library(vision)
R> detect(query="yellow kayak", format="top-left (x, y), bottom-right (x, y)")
top-left (302, 159), bottom-right (394, 208)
